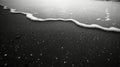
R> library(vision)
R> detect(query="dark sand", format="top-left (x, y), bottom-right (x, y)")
top-left (0, 5), bottom-right (120, 67)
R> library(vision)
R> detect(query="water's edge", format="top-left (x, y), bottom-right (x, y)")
top-left (0, 4), bottom-right (120, 33)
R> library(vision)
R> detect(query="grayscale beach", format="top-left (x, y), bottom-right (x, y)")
top-left (0, 0), bottom-right (120, 67)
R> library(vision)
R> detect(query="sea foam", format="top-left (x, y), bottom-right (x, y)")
top-left (0, 3), bottom-right (120, 32)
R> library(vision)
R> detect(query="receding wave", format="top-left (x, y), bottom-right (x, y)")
top-left (0, 0), bottom-right (120, 32)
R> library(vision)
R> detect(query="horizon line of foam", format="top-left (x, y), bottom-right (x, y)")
top-left (1, 4), bottom-right (120, 33)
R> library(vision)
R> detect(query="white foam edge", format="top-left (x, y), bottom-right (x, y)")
top-left (2, 5), bottom-right (120, 33)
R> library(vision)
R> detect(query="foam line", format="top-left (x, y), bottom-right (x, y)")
top-left (1, 5), bottom-right (120, 32)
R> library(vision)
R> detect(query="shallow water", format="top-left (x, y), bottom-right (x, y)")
top-left (0, 0), bottom-right (120, 32)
